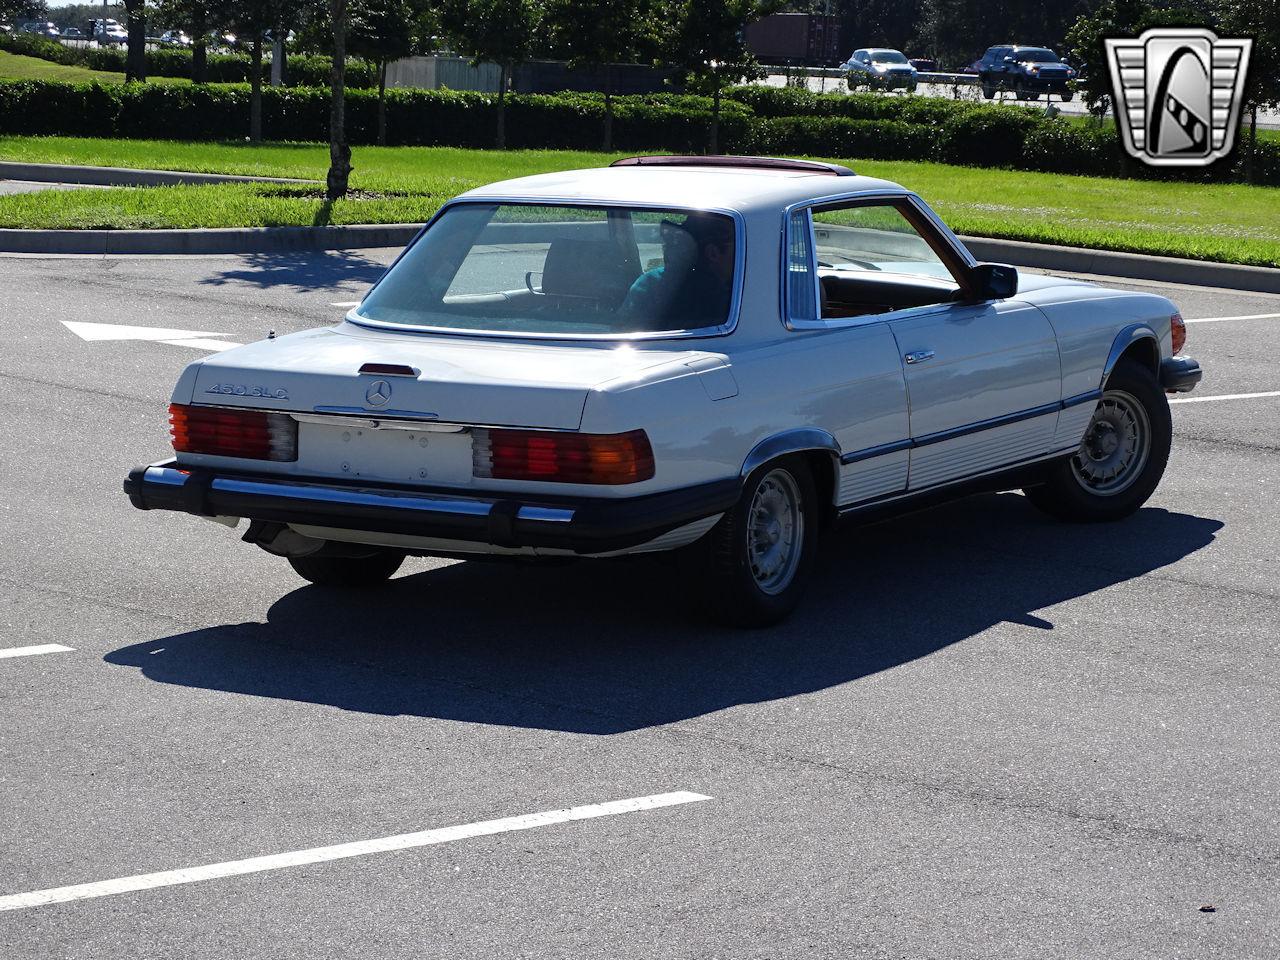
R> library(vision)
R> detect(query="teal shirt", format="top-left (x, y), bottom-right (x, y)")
top-left (620, 265), bottom-right (730, 328)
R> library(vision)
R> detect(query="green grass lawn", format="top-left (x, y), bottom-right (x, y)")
top-left (0, 50), bottom-right (190, 85)
top-left (0, 136), bottom-right (1277, 266)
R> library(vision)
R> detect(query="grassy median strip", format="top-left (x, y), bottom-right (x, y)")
top-left (0, 136), bottom-right (1277, 267)
top-left (0, 51), bottom-right (191, 86)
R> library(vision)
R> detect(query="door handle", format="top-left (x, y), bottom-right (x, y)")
top-left (904, 349), bottom-right (936, 365)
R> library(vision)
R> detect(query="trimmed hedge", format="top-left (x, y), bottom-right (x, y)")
top-left (1, 77), bottom-right (1276, 186)
top-left (0, 81), bottom-right (752, 152)
top-left (750, 117), bottom-right (936, 160)
top-left (0, 32), bottom-right (376, 87)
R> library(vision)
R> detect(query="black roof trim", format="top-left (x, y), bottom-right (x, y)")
top-left (609, 155), bottom-right (856, 177)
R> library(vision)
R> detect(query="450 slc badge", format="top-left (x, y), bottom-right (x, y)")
top-left (206, 383), bottom-right (290, 400)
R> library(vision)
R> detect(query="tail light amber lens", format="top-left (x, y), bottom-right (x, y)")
top-left (169, 403), bottom-right (298, 461)
top-left (1171, 313), bottom-right (1186, 355)
top-left (473, 428), bottom-right (655, 484)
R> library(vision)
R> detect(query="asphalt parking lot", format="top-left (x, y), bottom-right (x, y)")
top-left (1, 249), bottom-right (1277, 958)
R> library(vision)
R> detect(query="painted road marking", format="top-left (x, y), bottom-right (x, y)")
top-left (1170, 390), bottom-right (1280, 404)
top-left (62, 321), bottom-right (242, 352)
top-left (331, 300), bottom-right (361, 307)
top-left (0, 791), bottom-right (711, 913)
top-left (0, 644), bottom-right (74, 660)
top-left (1184, 312), bottom-right (1280, 323)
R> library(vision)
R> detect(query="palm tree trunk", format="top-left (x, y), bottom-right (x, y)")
top-left (603, 63), bottom-right (613, 152)
top-left (327, 0), bottom-right (352, 200)
top-left (250, 36), bottom-right (263, 142)
top-left (710, 83), bottom-right (720, 154)
top-left (124, 0), bottom-right (146, 82)
top-left (378, 60), bottom-right (388, 146)
top-left (496, 62), bottom-right (508, 149)
top-left (191, 8), bottom-right (207, 83)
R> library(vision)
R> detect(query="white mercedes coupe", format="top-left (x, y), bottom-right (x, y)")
top-left (125, 155), bottom-right (1202, 625)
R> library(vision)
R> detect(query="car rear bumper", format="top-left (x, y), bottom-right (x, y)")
top-left (1160, 356), bottom-right (1203, 393)
top-left (123, 460), bottom-right (738, 555)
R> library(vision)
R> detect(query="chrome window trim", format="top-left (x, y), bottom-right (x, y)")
top-left (347, 197), bottom-right (747, 343)
top-left (778, 190), bottom-right (978, 332)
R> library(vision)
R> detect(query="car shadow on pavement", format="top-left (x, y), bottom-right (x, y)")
top-left (105, 494), bottom-right (1222, 735)
top-left (196, 250), bottom-right (390, 293)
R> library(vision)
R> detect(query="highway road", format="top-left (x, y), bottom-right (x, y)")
top-left (0, 248), bottom-right (1277, 958)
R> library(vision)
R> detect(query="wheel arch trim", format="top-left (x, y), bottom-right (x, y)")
top-left (1101, 323), bottom-right (1161, 387)
top-left (740, 429), bottom-right (841, 496)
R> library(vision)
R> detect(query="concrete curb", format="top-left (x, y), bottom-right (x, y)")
top-left (0, 161), bottom-right (317, 187)
top-left (0, 217), bottom-right (1277, 293)
top-left (0, 223), bottom-right (423, 255)
top-left (961, 236), bottom-right (1280, 295)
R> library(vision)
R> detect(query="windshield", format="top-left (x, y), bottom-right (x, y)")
top-left (870, 50), bottom-right (908, 64)
top-left (1016, 49), bottom-right (1059, 62)
top-left (356, 202), bottom-right (739, 337)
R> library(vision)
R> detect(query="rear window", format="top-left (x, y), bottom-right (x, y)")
top-left (356, 202), bottom-right (739, 337)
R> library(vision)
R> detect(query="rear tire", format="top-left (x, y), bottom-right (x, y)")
top-left (1024, 358), bottom-right (1171, 522)
top-left (288, 550), bottom-right (405, 587)
top-left (683, 457), bottom-right (818, 627)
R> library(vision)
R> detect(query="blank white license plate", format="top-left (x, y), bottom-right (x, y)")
top-left (298, 423), bottom-right (474, 485)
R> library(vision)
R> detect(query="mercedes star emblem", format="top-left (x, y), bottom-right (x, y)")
top-left (365, 379), bottom-right (392, 407)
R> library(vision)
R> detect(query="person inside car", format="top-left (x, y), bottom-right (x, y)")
top-left (620, 213), bottom-right (735, 328)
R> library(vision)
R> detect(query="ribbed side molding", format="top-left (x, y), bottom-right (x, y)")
top-left (839, 390), bottom-right (1102, 466)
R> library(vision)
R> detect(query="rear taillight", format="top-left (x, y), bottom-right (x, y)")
top-left (169, 403), bottom-right (297, 461)
top-left (473, 428), bottom-right (654, 485)
top-left (1171, 313), bottom-right (1186, 355)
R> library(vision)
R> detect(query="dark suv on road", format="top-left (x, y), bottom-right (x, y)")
top-left (977, 45), bottom-right (1075, 101)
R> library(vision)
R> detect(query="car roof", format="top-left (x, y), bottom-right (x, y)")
top-left (460, 165), bottom-right (907, 214)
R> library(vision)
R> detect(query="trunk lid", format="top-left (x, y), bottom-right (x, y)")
top-left (189, 322), bottom-right (700, 430)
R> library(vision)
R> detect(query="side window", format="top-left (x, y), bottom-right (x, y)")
top-left (809, 201), bottom-right (964, 321)
top-left (785, 209), bottom-right (818, 322)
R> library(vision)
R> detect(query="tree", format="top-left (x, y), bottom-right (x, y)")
top-left (1065, 1), bottom-right (1214, 120)
top-left (155, 0), bottom-right (219, 82)
top-left (667, 0), bottom-right (775, 153)
top-left (123, 0), bottom-right (147, 82)
top-left (441, 0), bottom-right (542, 149)
top-left (348, 0), bottom-right (435, 145)
top-left (916, 0), bottom-right (1096, 70)
top-left (1216, 0), bottom-right (1280, 181)
top-left (546, 0), bottom-right (659, 150)
top-left (225, 1), bottom-right (302, 141)
top-left (0, 0), bottom-right (48, 25)
top-left (327, 0), bottom-right (353, 198)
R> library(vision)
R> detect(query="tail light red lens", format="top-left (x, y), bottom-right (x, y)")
top-left (473, 428), bottom-right (655, 485)
top-left (1171, 313), bottom-right (1186, 355)
top-left (169, 403), bottom-right (298, 461)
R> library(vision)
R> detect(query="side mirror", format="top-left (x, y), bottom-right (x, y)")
top-left (970, 262), bottom-right (1018, 300)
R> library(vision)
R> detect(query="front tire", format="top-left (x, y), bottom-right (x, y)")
top-left (685, 457), bottom-right (818, 627)
top-left (288, 550), bottom-right (406, 587)
top-left (1024, 358), bottom-right (1172, 522)
top-left (981, 81), bottom-right (996, 99)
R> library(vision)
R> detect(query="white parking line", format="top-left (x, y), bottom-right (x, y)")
top-left (1170, 390), bottom-right (1280, 404)
top-left (0, 643), bottom-right (74, 660)
top-left (1184, 312), bottom-right (1280, 323)
top-left (0, 791), bottom-right (711, 913)
top-left (331, 300), bottom-right (361, 307)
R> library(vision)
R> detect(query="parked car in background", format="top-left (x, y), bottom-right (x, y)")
top-left (124, 155), bottom-right (1201, 626)
top-left (159, 30), bottom-right (191, 47)
top-left (843, 48), bottom-right (917, 91)
top-left (93, 19), bottom-right (128, 45)
top-left (61, 26), bottom-right (85, 39)
top-left (20, 21), bottom-right (62, 38)
top-left (908, 57), bottom-right (937, 73)
top-left (976, 44), bottom-right (1076, 101)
